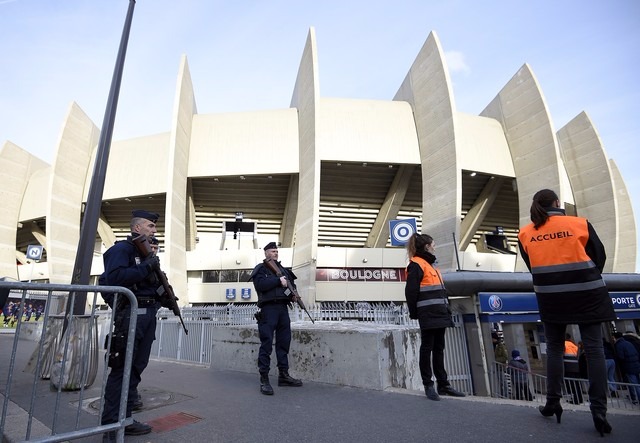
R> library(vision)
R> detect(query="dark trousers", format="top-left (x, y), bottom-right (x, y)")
top-left (257, 303), bottom-right (291, 374)
top-left (419, 327), bottom-right (449, 388)
top-left (544, 322), bottom-right (607, 415)
top-left (102, 306), bottom-right (157, 424)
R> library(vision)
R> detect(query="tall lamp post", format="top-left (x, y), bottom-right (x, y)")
top-left (52, 0), bottom-right (137, 390)
top-left (69, 0), bottom-right (137, 311)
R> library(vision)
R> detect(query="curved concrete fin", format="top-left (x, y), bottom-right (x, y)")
top-left (290, 27), bottom-right (320, 109)
top-left (166, 54), bottom-right (197, 304)
top-left (481, 63), bottom-right (563, 229)
top-left (290, 27), bottom-right (319, 301)
top-left (557, 111), bottom-right (617, 272)
top-left (0, 142), bottom-right (48, 279)
top-left (394, 30), bottom-right (460, 270)
top-left (609, 159), bottom-right (637, 272)
top-left (47, 102), bottom-right (100, 283)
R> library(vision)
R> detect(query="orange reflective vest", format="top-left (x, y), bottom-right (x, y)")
top-left (409, 256), bottom-right (447, 308)
top-left (518, 213), bottom-right (614, 324)
top-left (564, 340), bottom-right (578, 357)
top-left (518, 215), bottom-right (603, 294)
top-left (405, 255), bottom-right (453, 329)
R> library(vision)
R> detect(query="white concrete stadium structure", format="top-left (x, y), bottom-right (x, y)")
top-left (0, 29), bottom-right (636, 307)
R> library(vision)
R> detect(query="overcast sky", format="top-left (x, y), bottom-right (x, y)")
top-left (1, 0), bottom-right (638, 270)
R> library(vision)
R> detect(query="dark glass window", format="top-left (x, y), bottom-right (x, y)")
top-left (219, 270), bottom-right (239, 283)
top-left (238, 269), bottom-right (252, 282)
top-left (202, 270), bottom-right (220, 283)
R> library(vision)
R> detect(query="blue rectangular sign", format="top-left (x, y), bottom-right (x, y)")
top-left (479, 292), bottom-right (640, 314)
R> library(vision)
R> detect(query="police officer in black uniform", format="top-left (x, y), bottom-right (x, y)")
top-left (251, 242), bottom-right (303, 395)
top-left (101, 210), bottom-right (162, 440)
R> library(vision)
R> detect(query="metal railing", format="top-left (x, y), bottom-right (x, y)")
top-left (0, 281), bottom-right (138, 443)
top-left (488, 362), bottom-right (640, 411)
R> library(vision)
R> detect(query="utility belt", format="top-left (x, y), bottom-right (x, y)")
top-left (136, 296), bottom-right (160, 307)
top-left (260, 298), bottom-right (291, 307)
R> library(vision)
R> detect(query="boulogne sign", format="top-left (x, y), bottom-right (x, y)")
top-left (316, 268), bottom-right (407, 282)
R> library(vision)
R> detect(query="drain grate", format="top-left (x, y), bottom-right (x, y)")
top-left (147, 412), bottom-right (203, 433)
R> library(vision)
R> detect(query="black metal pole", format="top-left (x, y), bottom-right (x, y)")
top-left (68, 0), bottom-right (137, 315)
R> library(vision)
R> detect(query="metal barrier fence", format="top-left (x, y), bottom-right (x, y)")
top-left (152, 302), bottom-right (419, 365)
top-left (488, 362), bottom-right (640, 412)
top-left (151, 303), bottom-right (474, 394)
top-left (0, 281), bottom-right (137, 443)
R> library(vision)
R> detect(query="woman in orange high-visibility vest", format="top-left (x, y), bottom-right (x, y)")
top-left (518, 189), bottom-right (615, 436)
top-left (405, 233), bottom-right (465, 401)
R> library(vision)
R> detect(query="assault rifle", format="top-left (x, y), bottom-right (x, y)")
top-left (263, 258), bottom-right (315, 323)
top-left (132, 234), bottom-right (189, 335)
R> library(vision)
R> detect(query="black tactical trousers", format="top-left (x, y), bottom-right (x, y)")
top-left (257, 303), bottom-right (291, 374)
top-left (102, 305), bottom-right (158, 425)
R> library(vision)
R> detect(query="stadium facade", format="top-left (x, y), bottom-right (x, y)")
top-left (1, 28), bottom-right (636, 308)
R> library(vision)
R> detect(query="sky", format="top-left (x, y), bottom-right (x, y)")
top-left (1, 0), bottom-right (639, 271)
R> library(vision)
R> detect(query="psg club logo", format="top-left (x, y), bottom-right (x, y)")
top-left (488, 295), bottom-right (503, 312)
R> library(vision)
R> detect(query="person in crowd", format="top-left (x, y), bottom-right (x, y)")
top-left (24, 303), bottom-right (33, 321)
top-left (564, 333), bottom-right (578, 356)
top-left (602, 338), bottom-right (617, 397)
top-left (508, 349), bottom-right (533, 401)
top-left (622, 331), bottom-right (640, 355)
top-left (404, 233), bottom-right (465, 401)
top-left (250, 242), bottom-right (303, 395)
top-left (578, 341), bottom-right (588, 379)
top-left (613, 332), bottom-right (640, 405)
top-left (491, 330), bottom-right (500, 350)
top-left (100, 210), bottom-right (163, 441)
top-left (518, 189), bottom-right (614, 436)
top-left (564, 334), bottom-right (583, 405)
top-left (495, 337), bottom-right (509, 366)
top-left (494, 337), bottom-right (509, 397)
top-left (2, 301), bottom-right (12, 327)
top-left (10, 302), bottom-right (20, 327)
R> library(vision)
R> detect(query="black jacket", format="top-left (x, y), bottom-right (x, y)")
top-left (404, 251), bottom-right (453, 330)
top-left (250, 261), bottom-right (297, 308)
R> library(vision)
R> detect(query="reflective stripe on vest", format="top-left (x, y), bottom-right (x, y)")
top-left (531, 260), bottom-right (597, 274)
top-left (533, 279), bottom-right (607, 293)
top-left (417, 298), bottom-right (448, 308)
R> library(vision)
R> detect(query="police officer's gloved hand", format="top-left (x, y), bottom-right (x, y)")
top-left (142, 256), bottom-right (160, 272)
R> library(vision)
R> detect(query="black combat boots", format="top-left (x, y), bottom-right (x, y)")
top-left (278, 369), bottom-right (303, 387)
top-left (260, 373), bottom-right (274, 395)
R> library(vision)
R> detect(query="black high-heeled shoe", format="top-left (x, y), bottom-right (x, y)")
top-left (539, 402), bottom-right (563, 424)
top-left (592, 413), bottom-right (612, 437)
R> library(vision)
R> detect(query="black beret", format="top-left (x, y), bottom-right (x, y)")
top-left (132, 210), bottom-right (159, 223)
top-left (263, 241), bottom-right (278, 251)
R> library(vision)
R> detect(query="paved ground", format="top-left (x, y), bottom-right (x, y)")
top-left (2, 332), bottom-right (639, 443)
